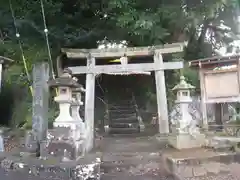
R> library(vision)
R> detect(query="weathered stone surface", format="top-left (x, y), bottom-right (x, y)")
top-left (0, 152), bottom-right (101, 180)
top-left (175, 166), bottom-right (193, 178)
top-left (193, 166), bottom-right (206, 176)
top-left (162, 149), bottom-right (240, 179)
top-left (168, 133), bottom-right (206, 150)
top-left (24, 131), bottom-right (38, 153)
top-left (202, 162), bottom-right (223, 174)
top-left (47, 127), bottom-right (83, 160)
top-left (47, 140), bottom-right (79, 160)
top-left (32, 63), bottom-right (49, 142)
top-left (48, 127), bottom-right (74, 140)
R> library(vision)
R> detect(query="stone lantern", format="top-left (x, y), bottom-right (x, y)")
top-left (171, 76), bottom-right (195, 134)
top-left (47, 68), bottom-right (85, 160)
top-left (168, 76), bottom-right (205, 149)
top-left (48, 68), bottom-right (79, 128)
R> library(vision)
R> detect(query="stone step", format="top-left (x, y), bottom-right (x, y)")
top-left (109, 109), bottom-right (136, 114)
top-left (110, 117), bottom-right (138, 123)
top-left (109, 105), bottom-right (136, 111)
top-left (109, 113), bottom-right (137, 119)
top-left (109, 127), bottom-right (140, 134)
top-left (109, 114), bottom-right (137, 120)
top-left (110, 122), bottom-right (139, 129)
top-left (109, 99), bottom-right (134, 104)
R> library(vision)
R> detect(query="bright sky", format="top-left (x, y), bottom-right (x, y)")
top-left (97, 40), bottom-right (127, 49)
top-left (214, 18), bottom-right (240, 56)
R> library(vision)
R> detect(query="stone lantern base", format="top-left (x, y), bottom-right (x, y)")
top-left (168, 133), bottom-right (206, 150)
top-left (47, 127), bottom-right (85, 160)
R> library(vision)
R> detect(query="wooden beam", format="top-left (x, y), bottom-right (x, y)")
top-left (68, 61), bottom-right (183, 75)
top-left (154, 52), bottom-right (169, 134)
top-left (62, 42), bottom-right (187, 58)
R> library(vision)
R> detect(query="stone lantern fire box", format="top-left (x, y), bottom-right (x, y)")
top-left (47, 68), bottom-right (84, 160)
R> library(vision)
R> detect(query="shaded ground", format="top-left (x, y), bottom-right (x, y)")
top-left (3, 128), bottom-right (240, 180)
top-left (100, 135), bottom-right (175, 180)
top-left (99, 134), bottom-right (240, 180)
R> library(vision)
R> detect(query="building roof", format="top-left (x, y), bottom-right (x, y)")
top-left (189, 55), bottom-right (240, 69)
top-left (0, 56), bottom-right (14, 64)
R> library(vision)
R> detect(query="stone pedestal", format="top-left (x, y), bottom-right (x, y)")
top-left (162, 148), bottom-right (238, 179)
top-left (47, 127), bottom-right (84, 160)
top-left (168, 133), bottom-right (205, 149)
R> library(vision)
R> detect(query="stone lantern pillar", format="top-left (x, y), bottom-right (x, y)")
top-left (168, 76), bottom-right (205, 149)
top-left (71, 80), bottom-right (85, 139)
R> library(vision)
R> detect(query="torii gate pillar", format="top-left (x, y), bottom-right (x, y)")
top-left (84, 54), bottom-right (96, 152)
top-left (154, 51), bottom-right (169, 134)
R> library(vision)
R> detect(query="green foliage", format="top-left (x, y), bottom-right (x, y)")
top-left (11, 99), bottom-right (32, 128)
top-left (183, 67), bottom-right (199, 89)
top-left (0, 0), bottom-right (239, 127)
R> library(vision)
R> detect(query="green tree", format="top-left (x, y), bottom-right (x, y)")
top-left (0, 0), bottom-right (239, 127)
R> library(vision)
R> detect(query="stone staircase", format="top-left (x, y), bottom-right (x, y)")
top-left (108, 95), bottom-right (142, 134)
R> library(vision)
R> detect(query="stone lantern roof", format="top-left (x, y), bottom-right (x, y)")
top-left (72, 86), bottom-right (85, 93)
top-left (172, 76), bottom-right (195, 91)
top-left (71, 77), bottom-right (85, 93)
top-left (48, 68), bottom-right (79, 88)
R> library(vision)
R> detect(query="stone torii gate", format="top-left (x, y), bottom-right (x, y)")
top-left (61, 42), bottom-right (187, 151)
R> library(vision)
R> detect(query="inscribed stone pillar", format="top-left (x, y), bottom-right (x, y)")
top-left (32, 63), bottom-right (49, 142)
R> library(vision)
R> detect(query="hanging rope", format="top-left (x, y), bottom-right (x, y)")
top-left (39, 0), bottom-right (59, 96)
top-left (9, 0), bottom-right (58, 96)
top-left (39, 0), bottom-right (55, 80)
top-left (9, 0), bottom-right (33, 95)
